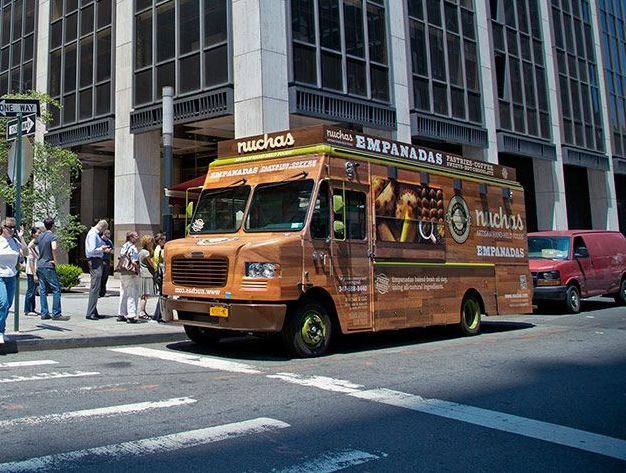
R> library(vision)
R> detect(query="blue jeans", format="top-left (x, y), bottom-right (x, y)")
top-left (24, 274), bottom-right (37, 314)
top-left (37, 267), bottom-right (62, 317)
top-left (0, 275), bottom-right (16, 334)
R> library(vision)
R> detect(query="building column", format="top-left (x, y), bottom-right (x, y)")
top-left (587, 0), bottom-right (619, 230)
top-left (534, 0), bottom-right (568, 230)
top-left (474, 0), bottom-right (498, 164)
top-left (232, 0), bottom-right (289, 138)
top-left (388, 0), bottom-right (411, 143)
top-left (114, 0), bottom-right (162, 249)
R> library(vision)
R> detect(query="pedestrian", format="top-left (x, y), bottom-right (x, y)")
top-left (99, 229), bottom-right (113, 297)
top-left (152, 233), bottom-right (166, 321)
top-left (117, 231), bottom-right (140, 323)
top-left (0, 217), bottom-right (28, 344)
top-left (138, 234), bottom-right (157, 320)
top-left (36, 217), bottom-right (69, 321)
top-left (85, 219), bottom-right (111, 320)
top-left (24, 226), bottom-right (41, 316)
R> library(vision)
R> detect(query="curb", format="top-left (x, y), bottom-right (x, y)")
top-left (0, 332), bottom-right (189, 354)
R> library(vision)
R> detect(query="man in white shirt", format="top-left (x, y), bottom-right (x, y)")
top-left (84, 220), bottom-right (111, 320)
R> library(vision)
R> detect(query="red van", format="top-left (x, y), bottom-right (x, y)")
top-left (528, 230), bottom-right (626, 313)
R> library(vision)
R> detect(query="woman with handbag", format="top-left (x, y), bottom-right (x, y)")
top-left (138, 235), bottom-right (157, 320)
top-left (0, 217), bottom-right (28, 344)
top-left (117, 231), bottom-right (140, 323)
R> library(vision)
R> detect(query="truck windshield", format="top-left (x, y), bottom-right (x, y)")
top-left (528, 236), bottom-right (570, 260)
top-left (245, 179), bottom-right (314, 232)
top-left (189, 186), bottom-right (251, 234)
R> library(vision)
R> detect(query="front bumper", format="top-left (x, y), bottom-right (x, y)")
top-left (533, 285), bottom-right (568, 301)
top-left (161, 297), bottom-right (287, 332)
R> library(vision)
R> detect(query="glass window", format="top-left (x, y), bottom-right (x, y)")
top-left (451, 86), bottom-right (465, 118)
top-left (64, 45), bottom-right (77, 93)
top-left (447, 34), bottom-right (462, 87)
top-left (413, 76), bottom-right (430, 110)
top-left (23, 35), bottom-right (33, 61)
top-left (410, 20), bottom-right (427, 76)
top-left (246, 181), bottom-right (314, 232)
top-left (51, 0), bottom-right (63, 21)
top-left (51, 21), bottom-right (63, 49)
top-left (96, 29), bottom-right (111, 82)
top-left (97, 0), bottom-right (112, 28)
top-left (293, 43), bottom-right (316, 85)
top-left (156, 60), bottom-right (175, 98)
top-left (134, 69), bottom-right (152, 105)
top-left (12, 0), bottom-right (23, 41)
top-left (370, 64), bottom-right (389, 101)
top-left (79, 37), bottom-right (93, 88)
top-left (49, 50), bottom-right (62, 96)
top-left (291, 0), bottom-right (315, 44)
top-left (81, 5), bottom-right (94, 36)
top-left (79, 87), bottom-right (92, 119)
top-left (191, 186), bottom-right (251, 234)
top-left (427, 0), bottom-right (441, 26)
top-left (65, 12), bottom-right (78, 43)
top-left (344, 190), bottom-right (367, 240)
top-left (319, 0), bottom-right (340, 51)
top-left (429, 27), bottom-right (445, 81)
top-left (344, 0), bottom-right (364, 58)
top-left (179, 0), bottom-right (200, 55)
top-left (135, 12), bottom-right (152, 69)
top-left (311, 181), bottom-right (330, 239)
top-left (204, 45), bottom-right (228, 87)
top-left (367, 3), bottom-right (387, 64)
top-left (461, 8), bottom-right (475, 39)
top-left (322, 51), bottom-right (343, 91)
top-left (95, 82), bottom-right (110, 115)
top-left (408, 0), bottom-right (424, 20)
top-left (433, 81), bottom-right (448, 115)
top-left (464, 41), bottom-right (479, 91)
top-left (63, 92), bottom-right (76, 123)
top-left (445, 2), bottom-right (459, 33)
top-left (179, 53), bottom-right (200, 93)
top-left (347, 58), bottom-right (366, 96)
top-left (204, 0), bottom-right (227, 46)
top-left (11, 40), bottom-right (20, 68)
top-left (156, 1), bottom-right (175, 62)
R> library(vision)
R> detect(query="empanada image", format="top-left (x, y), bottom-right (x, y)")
top-left (377, 222), bottom-right (396, 242)
top-left (375, 180), bottom-right (396, 216)
top-left (395, 188), bottom-right (419, 219)
top-left (372, 177), bottom-right (386, 199)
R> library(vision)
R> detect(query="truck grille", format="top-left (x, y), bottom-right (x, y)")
top-left (171, 257), bottom-right (229, 287)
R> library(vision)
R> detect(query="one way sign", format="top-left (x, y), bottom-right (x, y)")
top-left (0, 98), bottom-right (40, 117)
top-left (6, 114), bottom-right (36, 140)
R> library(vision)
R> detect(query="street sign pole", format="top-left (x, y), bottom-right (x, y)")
top-left (13, 112), bottom-right (22, 332)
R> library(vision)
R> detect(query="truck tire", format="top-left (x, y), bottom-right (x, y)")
top-left (613, 278), bottom-right (626, 306)
top-left (184, 325), bottom-right (222, 345)
top-left (459, 294), bottom-right (481, 336)
top-left (564, 285), bottom-right (581, 314)
top-left (282, 301), bottom-right (332, 357)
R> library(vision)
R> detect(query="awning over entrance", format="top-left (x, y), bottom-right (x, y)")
top-left (165, 175), bottom-right (205, 203)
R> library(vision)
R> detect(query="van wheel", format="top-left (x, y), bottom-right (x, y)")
top-left (564, 285), bottom-right (581, 314)
top-left (282, 301), bottom-right (331, 357)
top-left (184, 325), bottom-right (221, 345)
top-left (459, 294), bottom-right (481, 336)
top-left (613, 279), bottom-right (626, 305)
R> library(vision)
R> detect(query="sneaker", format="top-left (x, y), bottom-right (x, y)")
top-left (40, 314), bottom-right (51, 320)
top-left (126, 317), bottom-right (138, 324)
top-left (117, 316), bottom-right (127, 322)
top-left (25, 311), bottom-right (39, 317)
top-left (51, 315), bottom-right (71, 321)
top-left (0, 333), bottom-right (4, 344)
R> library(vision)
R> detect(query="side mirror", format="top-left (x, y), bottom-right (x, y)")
top-left (333, 220), bottom-right (345, 239)
top-left (333, 195), bottom-right (344, 214)
top-left (574, 247), bottom-right (589, 258)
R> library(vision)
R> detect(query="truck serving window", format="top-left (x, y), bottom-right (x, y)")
top-left (528, 236), bottom-right (570, 260)
top-left (245, 180), bottom-right (314, 232)
top-left (189, 186), bottom-right (251, 234)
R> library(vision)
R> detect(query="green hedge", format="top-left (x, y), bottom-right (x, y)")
top-left (56, 264), bottom-right (83, 290)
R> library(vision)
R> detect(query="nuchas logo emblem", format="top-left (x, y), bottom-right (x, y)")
top-left (375, 273), bottom-right (390, 295)
top-left (237, 133), bottom-right (295, 154)
top-left (475, 207), bottom-right (524, 231)
top-left (446, 195), bottom-right (471, 244)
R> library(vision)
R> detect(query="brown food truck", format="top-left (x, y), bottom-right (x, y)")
top-left (161, 126), bottom-right (532, 357)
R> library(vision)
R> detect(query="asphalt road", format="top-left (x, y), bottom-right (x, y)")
top-left (0, 297), bottom-right (625, 472)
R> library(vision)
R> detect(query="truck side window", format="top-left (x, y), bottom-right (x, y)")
top-left (311, 181), bottom-right (330, 239)
top-left (573, 237), bottom-right (588, 258)
top-left (333, 188), bottom-right (366, 240)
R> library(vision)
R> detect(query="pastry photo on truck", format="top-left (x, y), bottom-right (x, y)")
top-left (160, 126), bottom-right (533, 357)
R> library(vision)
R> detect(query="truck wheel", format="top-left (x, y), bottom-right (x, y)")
top-left (459, 294), bottom-right (481, 336)
top-left (184, 325), bottom-right (221, 345)
top-left (613, 279), bottom-right (626, 306)
top-left (564, 285), bottom-right (581, 314)
top-left (282, 301), bottom-right (331, 357)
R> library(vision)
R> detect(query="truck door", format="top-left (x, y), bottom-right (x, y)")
top-left (573, 236), bottom-right (599, 295)
top-left (330, 183), bottom-right (373, 331)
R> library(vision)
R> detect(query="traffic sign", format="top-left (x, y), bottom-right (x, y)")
top-left (7, 136), bottom-right (34, 186)
top-left (0, 98), bottom-right (40, 117)
top-left (6, 113), bottom-right (35, 140)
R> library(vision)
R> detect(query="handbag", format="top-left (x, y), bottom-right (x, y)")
top-left (115, 246), bottom-right (139, 275)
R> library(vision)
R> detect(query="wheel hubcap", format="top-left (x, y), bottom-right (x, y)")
top-left (570, 290), bottom-right (579, 310)
top-left (300, 312), bottom-right (326, 347)
top-left (463, 300), bottom-right (479, 330)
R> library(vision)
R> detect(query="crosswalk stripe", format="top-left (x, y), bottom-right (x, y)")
top-left (269, 449), bottom-right (385, 473)
top-left (350, 388), bottom-right (626, 462)
top-left (0, 417), bottom-right (290, 472)
top-left (0, 371), bottom-right (100, 384)
top-left (267, 373), bottom-right (363, 393)
top-left (110, 347), bottom-right (262, 374)
top-left (0, 360), bottom-right (58, 369)
top-left (0, 397), bottom-right (197, 428)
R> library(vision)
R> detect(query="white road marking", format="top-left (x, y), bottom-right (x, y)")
top-left (0, 360), bottom-right (59, 369)
top-left (0, 382), bottom-right (145, 400)
top-left (0, 371), bottom-right (100, 384)
top-left (270, 449), bottom-right (385, 473)
top-left (350, 388), bottom-right (626, 462)
top-left (0, 417), bottom-right (290, 472)
top-left (267, 373), bottom-right (363, 393)
top-left (110, 347), bottom-right (261, 374)
top-left (0, 397), bottom-right (197, 428)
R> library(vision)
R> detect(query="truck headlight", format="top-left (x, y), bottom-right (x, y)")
top-left (537, 270), bottom-right (561, 286)
top-left (246, 262), bottom-right (281, 279)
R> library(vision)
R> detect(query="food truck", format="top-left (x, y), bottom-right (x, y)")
top-left (161, 126), bottom-right (532, 357)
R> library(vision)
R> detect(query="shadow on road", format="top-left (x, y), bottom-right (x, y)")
top-left (533, 297), bottom-right (619, 315)
top-left (165, 320), bottom-right (535, 362)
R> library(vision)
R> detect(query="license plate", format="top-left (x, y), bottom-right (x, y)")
top-left (209, 306), bottom-right (229, 318)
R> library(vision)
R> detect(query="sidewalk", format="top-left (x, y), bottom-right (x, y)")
top-left (1, 273), bottom-right (187, 354)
